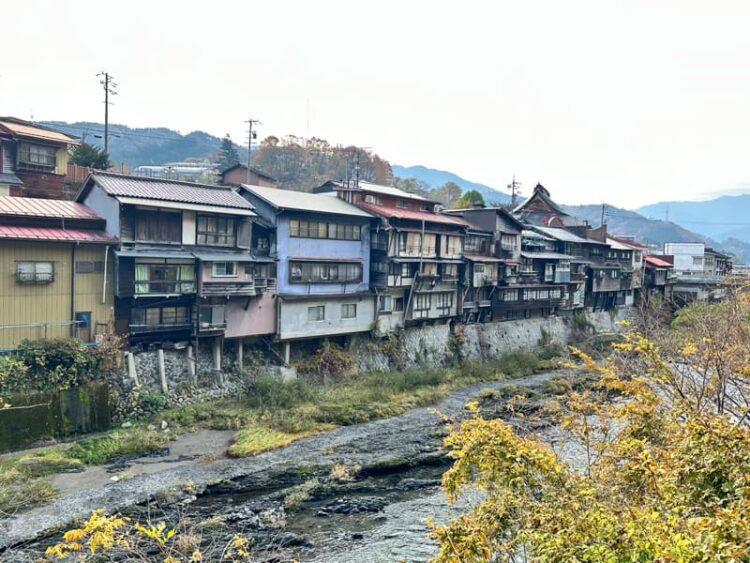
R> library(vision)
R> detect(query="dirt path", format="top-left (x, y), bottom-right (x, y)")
top-left (0, 369), bottom-right (567, 551)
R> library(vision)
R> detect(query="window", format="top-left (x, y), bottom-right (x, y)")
top-left (135, 209), bottom-right (182, 243)
top-left (399, 233), bottom-right (408, 253)
top-left (445, 236), bottom-right (462, 256)
top-left (401, 263), bottom-right (413, 278)
top-left (420, 203), bottom-right (433, 212)
top-left (500, 234), bottom-right (517, 251)
top-left (75, 261), bottom-right (105, 274)
top-left (255, 237), bottom-right (269, 251)
top-left (17, 142), bottom-right (56, 169)
top-left (16, 261), bottom-right (54, 283)
top-left (609, 269), bottom-right (619, 279)
top-left (197, 215), bottom-right (236, 246)
top-left (131, 306), bottom-right (190, 328)
top-left (414, 294), bottom-right (431, 311)
top-left (393, 297), bottom-right (404, 312)
top-left (134, 263), bottom-right (195, 294)
top-left (289, 219), bottom-right (361, 241)
top-left (503, 290), bottom-right (518, 302)
top-left (396, 199), bottom-right (408, 208)
top-left (212, 262), bottom-right (237, 277)
top-left (435, 292), bottom-right (453, 310)
top-left (289, 261), bottom-right (363, 283)
top-left (364, 194), bottom-right (382, 205)
top-left (341, 303), bottom-right (357, 319)
top-left (442, 263), bottom-right (458, 279)
top-left (307, 305), bottom-right (325, 322)
top-left (474, 264), bottom-right (485, 274)
top-left (693, 256), bottom-right (704, 267)
top-left (379, 295), bottom-right (393, 312)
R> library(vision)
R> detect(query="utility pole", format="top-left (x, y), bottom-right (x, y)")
top-left (97, 72), bottom-right (118, 155)
top-left (601, 202), bottom-right (607, 228)
top-left (507, 175), bottom-right (522, 207)
top-left (245, 118), bottom-right (261, 184)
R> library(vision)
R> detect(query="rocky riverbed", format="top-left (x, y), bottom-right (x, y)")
top-left (1, 368), bottom-right (587, 561)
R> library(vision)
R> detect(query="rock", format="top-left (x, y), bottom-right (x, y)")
top-left (147, 424), bottom-right (157, 431)
top-left (397, 478), bottom-right (441, 491)
top-left (316, 496), bottom-right (387, 517)
top-left (121, 421), bottom-right (133, 428)
top-left (161, 420), bottom-right (169, 430)
top-left (276, 532), bottom-right (312, 547)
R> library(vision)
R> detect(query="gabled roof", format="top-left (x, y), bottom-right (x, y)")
top-left (241, 184), bottom-right (373, 218)
top-left (0, 117), bottom-right (77, 145)
top-left (357, 201), bottom-right (471, 227)
top-left (606, 237), bottom-right (636, 251)
top-left (444, 206), bottom-right (525, 231)
top-left (78, 172), bottom-right (255, 214)
top-left (513, 183), bottom-right (567, 216)
top-left (316, 180), bottom-right (434, 202)
top-left (0, 196), bottom-right (103, 220)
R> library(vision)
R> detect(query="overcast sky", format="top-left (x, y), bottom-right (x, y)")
top-left (2, 0), bottom-right (749, 208)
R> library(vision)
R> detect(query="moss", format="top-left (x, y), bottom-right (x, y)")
top-left (69, 428), bottom-right (169, 464)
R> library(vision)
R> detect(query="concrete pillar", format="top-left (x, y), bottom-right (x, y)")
top-left (157, 349), bottom-right (168, 394)
top-left (127, 352), bottom-right (140, 387)
top-left (187, 345), bottom-right (196, 384)
top-left (213, 337), bottom-right (223, 385)
top-left (284, 341), bottom-right (291, 365)
top-left (237, 339), bottom-right (244, 373)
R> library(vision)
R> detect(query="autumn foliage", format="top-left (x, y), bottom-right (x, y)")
top-left (432, 292), bottom-right (750, 562)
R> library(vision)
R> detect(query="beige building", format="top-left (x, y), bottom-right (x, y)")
top-left (0, 197), bottom-right (116, 349)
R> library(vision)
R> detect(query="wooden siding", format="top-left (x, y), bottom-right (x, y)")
top-left (0, 242), bottom-right (114, 349)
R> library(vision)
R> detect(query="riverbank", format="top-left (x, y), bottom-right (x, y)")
top-left (0, 366), bottom-right (581, 558)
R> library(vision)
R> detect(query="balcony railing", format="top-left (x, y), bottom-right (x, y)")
top-left (401, 245), bottom-right (436, 256)
top-left (134, 280), bottom-right (196, 295)
top-left (371, 239), bottom-right (388, 251)
top-left (201, 278), bottom-right (277, 297)
top-left (129, 321), bottom-right (193, 335)
top-left (16, 271), bottom-right (54, 284)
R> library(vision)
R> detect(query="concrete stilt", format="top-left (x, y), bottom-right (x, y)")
top-left (284, 341), bottom-right (291, 365)
top-left (157, 349), bottom-right (168, 394)
top-left (187, 345), bottom-right (196, 384)
top-left (237, 339), bottom-right (244, 374)
top-left (127, 352), bottom-right (140, 387)
top-left (213, 337), bottom-right (223, 385)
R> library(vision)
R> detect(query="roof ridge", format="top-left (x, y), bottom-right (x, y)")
top-left (91, 170), bottom-right (235, 191)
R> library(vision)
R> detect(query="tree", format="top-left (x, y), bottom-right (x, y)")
top-left (453, 190), bottom-right (485, 209)
top-left (69, 142), bottom-right (110, 170)
top-left (432, 294), bottom-right (750, 562)
top-left (431, 182), bottom-right (462, 207)
top-left (217, 134), bottom-right (241, 172)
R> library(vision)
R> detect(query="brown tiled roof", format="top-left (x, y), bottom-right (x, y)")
top-left (84, 172), bottom-right (254, 210)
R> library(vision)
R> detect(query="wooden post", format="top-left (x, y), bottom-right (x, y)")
top-left (187, 345), bottom-right (196, 384)
top-left (284, 341), bottom-right (291, 366)
top-left (157, 349), bottom-right (168, 394)
top-left (237, 339), bottom-right (244, 374)
top-left (127, 352), bottom-right (140, 387)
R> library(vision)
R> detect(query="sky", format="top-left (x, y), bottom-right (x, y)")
top-left (2, 0), bottom-right (750, 209)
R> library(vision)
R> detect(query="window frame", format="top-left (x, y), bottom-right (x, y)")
top-left (341, 303), bottom-right (357, 319)
top-left (196, 215), bottom-right (236, 247)
top-left (289, 260), bottom-right (363, 284)
top-left (307, 305), bottom-right (325, 322)
top-left (212, 262), bottom-right (237, 277)
top-left (16, 261), bottom-right (55, 284)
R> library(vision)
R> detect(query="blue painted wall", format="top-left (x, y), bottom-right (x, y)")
top-left (277, 213), bottom-right (371, 295)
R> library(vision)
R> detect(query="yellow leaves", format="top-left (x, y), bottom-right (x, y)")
top-left (134, 521), bottom-right (176, 546)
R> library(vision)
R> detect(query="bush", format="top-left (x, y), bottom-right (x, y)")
top-left (295, 341), bottom-right (354, 381)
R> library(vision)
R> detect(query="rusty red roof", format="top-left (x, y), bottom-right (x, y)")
top-left (0, 226), bottom-right (116, 243)
top-left (645, 255), bottom-right (673, 268)
top-left (356, 201), bottom-right (471, 227)
top-left (0, 196), bottom-right (103, 220)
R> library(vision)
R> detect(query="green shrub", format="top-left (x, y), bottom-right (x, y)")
top-left (295, 341), bottom-right (354, 381)
top-left (139, 389), bottom-right (169, 412)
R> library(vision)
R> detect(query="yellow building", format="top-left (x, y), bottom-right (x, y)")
top-left (0, 197), bottom-right (115, 349)
top-left (0, 117), bottom-right (76, 198)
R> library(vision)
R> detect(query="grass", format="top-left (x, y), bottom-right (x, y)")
top-left (162, 349), bottom-right (555, 458)
top-left (0, 428), bottom-right (170, 515)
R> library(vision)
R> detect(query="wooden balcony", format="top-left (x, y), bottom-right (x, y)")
top-left (200, 278), bottom-right (276, 297)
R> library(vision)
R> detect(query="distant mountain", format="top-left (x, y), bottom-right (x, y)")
top-left (41, 121), bottom-right (237, 168)
top-left (562, 204), bottom-right (707, 246)
top-left (637, 194), bottom-right (750, 243)
top-left (392, 165), bottom-right (512, 204)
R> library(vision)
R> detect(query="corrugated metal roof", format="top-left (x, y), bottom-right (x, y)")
top-left (521, 251), bottom-right (576, 260)
top-left (0, 196), bottom-right (103, 220)
top-left (533, 226), bottom-right (590, 243)
top-left (0, 226), bottom-right (115, 243)
top-left (606, 237), bottom-right (634, 251)
top-left (116, 197), bottom-right (255, 217)
top-left (241, 184), bottom-right (373, 218)
top-left (0, 172), bottom-right (23, 185)
top-left (89, 172), bottom-right (254, 210)
top-left (113, 248), bottom-right (195, 259)
top-left (357, 182), bottom-right (430, 201)
top-left (0, 119), bottom-right (76, 144)
top-left (357, 201), bottom-right (471, 227)
top-left (463, 254), bottom-right (505, 262)
top-left (192, 251), bottom-right (260, 263)
top-left (645, 255), bottom-right (673, 268)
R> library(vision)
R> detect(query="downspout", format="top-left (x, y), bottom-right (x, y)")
top-left (101, 245), bottom-right (109, 304)
top-left (71, 243), bottom-right (77, 337)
